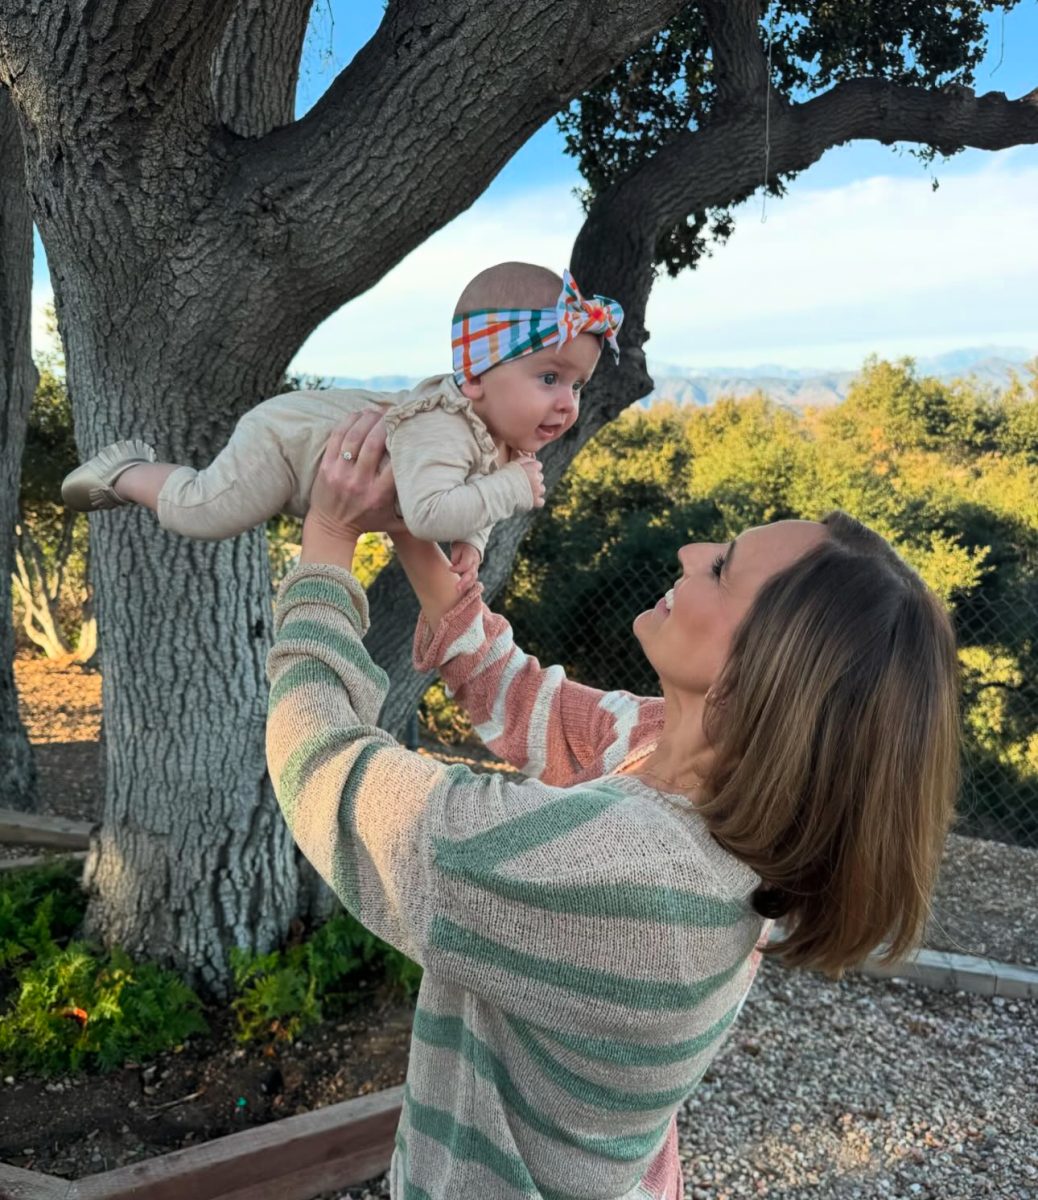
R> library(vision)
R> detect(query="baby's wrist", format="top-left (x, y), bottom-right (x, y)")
top-left (300, 512), bottom-right (359, 570)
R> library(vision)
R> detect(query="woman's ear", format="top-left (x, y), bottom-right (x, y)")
top-left (459, 376), bottom-right (485, 403)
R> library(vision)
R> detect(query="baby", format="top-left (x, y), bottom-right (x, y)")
top-left (62, 262), bottom-right (623, 589)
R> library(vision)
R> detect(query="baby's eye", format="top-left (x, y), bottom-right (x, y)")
top-left (540, 372), bottom-right (558, 386)
top-left (573, 380), bottom-right (585, 393)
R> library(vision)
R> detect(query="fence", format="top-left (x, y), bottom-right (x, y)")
top-left (501, 561), bottom-right (1038, 852)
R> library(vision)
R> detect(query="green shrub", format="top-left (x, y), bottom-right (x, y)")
top-left (419, 680), bottom-right (473, 745)
top-left (0, 860), bottom-right (85, 976)
top-left (0, 943), bottom-right (207, 1074)
top-left (231, 912), bottom-right (421, 1043)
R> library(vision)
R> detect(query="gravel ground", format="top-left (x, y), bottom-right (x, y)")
top-left (928, 834), bottom-right (1037, 968)
top-left (327, 960), bottom-right (1037, 1200)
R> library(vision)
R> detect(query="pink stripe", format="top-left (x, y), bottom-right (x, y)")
top-left (640, 1116), bottom-right (683, 1199)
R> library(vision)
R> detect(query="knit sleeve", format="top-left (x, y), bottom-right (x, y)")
top-left (267, 563), bottom-right (761, 1036)
top-left (389, 406), bottom-right (534, 545)
top-left (413, 586), bottom-right (664, 785)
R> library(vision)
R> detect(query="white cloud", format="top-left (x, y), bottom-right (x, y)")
top-left (291, 158), bottom-right (1038, 376)
top-left (291, 185), bottom-right (586, 378)
top-left (34, 160), bottom-right (1038, 377)
top-left (648, 159), bottom-right (1038, 369)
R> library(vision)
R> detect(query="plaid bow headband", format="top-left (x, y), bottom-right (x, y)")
top-left (452, 269), bottom-right (624, 384)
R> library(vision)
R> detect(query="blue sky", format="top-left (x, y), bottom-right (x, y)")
top-left (32, 2), bottom-right (1038, 372)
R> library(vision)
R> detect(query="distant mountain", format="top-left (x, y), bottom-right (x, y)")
top-left (311, 346), bottom-right (1034, 411)
top-left (646, 346), bottom-right (1034, 409)
top-left (322, 375), bottom-right (421, 392)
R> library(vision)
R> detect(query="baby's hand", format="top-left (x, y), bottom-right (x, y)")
top-left (516, 455), bottom-right (545, 508)
top-left (449, 542), bottom-right (481, 593)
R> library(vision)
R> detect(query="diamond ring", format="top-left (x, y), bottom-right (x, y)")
top-left (341, 450), bottom-right (353, 462)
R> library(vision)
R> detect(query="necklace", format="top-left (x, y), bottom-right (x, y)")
top-left (630, 764), bottom-right (706, 796)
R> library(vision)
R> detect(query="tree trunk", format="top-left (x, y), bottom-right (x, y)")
top-left (0, 85), bottom-right (38, 811)
top-left (73, 338), bottom-right (300, 992)
top-left (13, 521), bottom-right (75, 660)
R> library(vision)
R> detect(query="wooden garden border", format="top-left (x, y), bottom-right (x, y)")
top-left (0, 1084), bottom-right (403, 1200)
top-left (0, 809), bottom-right (94, 851)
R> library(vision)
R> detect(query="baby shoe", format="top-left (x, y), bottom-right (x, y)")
top-left (61, 439), bottom-right (157, 511)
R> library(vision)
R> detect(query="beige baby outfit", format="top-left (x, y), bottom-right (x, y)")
top-left (155, 375), bottom-right (535, 558)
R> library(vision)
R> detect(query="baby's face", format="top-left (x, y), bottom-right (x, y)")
top-left (464, 333), bottom-right (601, 454)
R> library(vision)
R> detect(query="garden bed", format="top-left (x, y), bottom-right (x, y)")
top-left (0, 983), bottom-right (412, 1180)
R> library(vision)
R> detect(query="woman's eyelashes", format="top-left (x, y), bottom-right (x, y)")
top-left (711, 552), bottom-right (725, 579)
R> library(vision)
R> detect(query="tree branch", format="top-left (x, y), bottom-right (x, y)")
top-left (604, 79), bottom-right (1037, 251)
top-left (0, 0), bottom-right (242, 132)
top-left (218, 0), bottom-right (689, 322)
top-left (212, 0), bottom-right (313, 136)
top-left (571, 78), bottom-right (1038, 366)
top-left (700, 0), bottom-right (770, 110)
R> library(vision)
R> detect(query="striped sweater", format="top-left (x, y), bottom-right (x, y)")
top-left (266, 564), bottom-right (767, 1200)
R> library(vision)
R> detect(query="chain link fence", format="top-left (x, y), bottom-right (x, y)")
top-left (501, 563), bottom-right (1038, 852)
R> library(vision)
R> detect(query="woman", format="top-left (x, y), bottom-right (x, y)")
top-left (266, 412), bottom-right (959, 1200)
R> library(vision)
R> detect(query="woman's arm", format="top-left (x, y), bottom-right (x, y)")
top-left (267, 560), bottom-right (761, 1038)
top-left (394, 531), bottom-right (663, 786)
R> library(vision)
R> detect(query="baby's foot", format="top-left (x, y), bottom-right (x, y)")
top-left (61, 439), bottom-right (156, 511)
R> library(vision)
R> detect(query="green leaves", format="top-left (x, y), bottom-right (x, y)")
top-left (230, 913), bottom-right (421, 1044)
top-left (0, 942), bottom-right (207, 1075)
top-left (0, 864), bottom-right (420, 1073)
top-left (559, 2), bottom-right (1016, 272)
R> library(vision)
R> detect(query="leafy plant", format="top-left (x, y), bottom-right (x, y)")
top-left (0, 860), bottom-right (85, 976)
top-left (230, 912), bottom-right (421, 1043)
top-left (0, 943), bottom-right (207, 1074)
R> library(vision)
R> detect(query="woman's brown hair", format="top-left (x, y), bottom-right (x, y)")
top-left (697, 512), bottom-right (960, 976)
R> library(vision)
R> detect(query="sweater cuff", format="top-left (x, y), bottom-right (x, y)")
top-left (413, 583), bottom-right (486, 671)
top-left (274, 563), bottom-right (370, 634)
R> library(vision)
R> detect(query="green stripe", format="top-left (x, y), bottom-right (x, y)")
top-left (412, 1009), bottom-right (670, 1161)
top-left (540, 1002), bottom-right (740, 1067)
top-left (405, 1085), bottom-right (538, 1193)
top-left (433, 785), bottom-right (623, 870)
top-left (505, 1016), bottom-right (703, 1113)
top-left (330, 740), bottom-right (386, 911)
top-left (275, 734), bottom-right (386, 912)
top-left (268, 658), bottom-right (344, 713)
top-left (276, 728), bottom-right (344, 820)
top-left (429, 917), bottom-right (748, 1011)
top-left (435, 841), bottom-right (747, 926)
top-left (282, 576), bottom-right (361, 622)
top-left (277, 617), bottom-right (387, 689)
top-left (394, 1131), bottom-right (434, 1200)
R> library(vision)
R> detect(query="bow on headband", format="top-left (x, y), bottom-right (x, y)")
top-left (452, 269), bottom-right (624, 384)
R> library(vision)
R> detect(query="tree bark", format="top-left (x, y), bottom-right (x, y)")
top-left (0, 84), bottom-right (38, 811)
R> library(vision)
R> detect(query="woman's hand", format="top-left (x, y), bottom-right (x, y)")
top-left (301, 413), bottom-right (404, 568)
